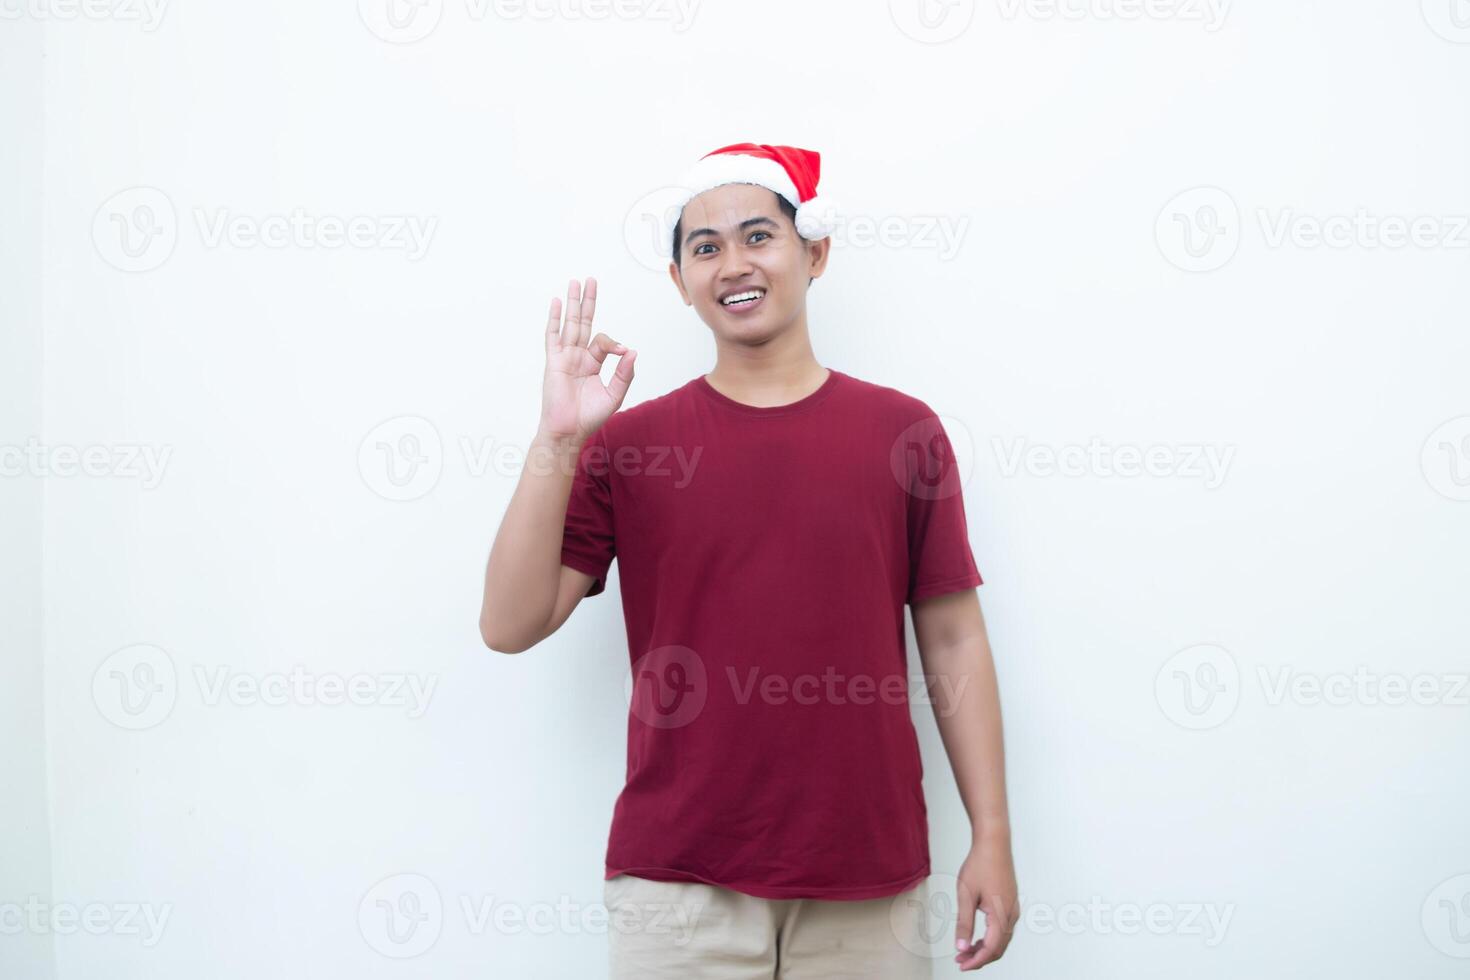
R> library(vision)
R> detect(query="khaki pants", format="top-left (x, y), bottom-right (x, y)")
top-left (604, 873), bottom-right (935, 979)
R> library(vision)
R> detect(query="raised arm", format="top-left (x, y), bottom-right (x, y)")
top-left (478, 277), bottom-right (635, 653)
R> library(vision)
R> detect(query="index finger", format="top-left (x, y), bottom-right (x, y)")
top-left (545, 296), bottom-right (563, 354)
top-left (956, 900), bottom-right (1008, 971)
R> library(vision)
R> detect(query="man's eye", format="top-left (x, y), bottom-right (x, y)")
top-left (694, 231), bottom-right (767, 256)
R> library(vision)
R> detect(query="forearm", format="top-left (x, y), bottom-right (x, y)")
top-left (920, 630), bottom-right (1011, 843)
top-left (479, 428), bottom-right (582, 649)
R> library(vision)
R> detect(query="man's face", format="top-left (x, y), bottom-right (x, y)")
top-left (669, 183), bottom-right (829, 342)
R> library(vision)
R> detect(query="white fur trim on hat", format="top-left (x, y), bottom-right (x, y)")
top-left (667, 153), bottom-right (836, 249)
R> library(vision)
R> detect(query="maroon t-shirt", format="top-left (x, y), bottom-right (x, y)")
top-left (560, 367), bottom-right (984, 901)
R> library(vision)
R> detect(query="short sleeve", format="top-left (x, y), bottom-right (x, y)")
top-left (560, 427), bottom-right (616, 597)
top-left (902, 412), bottom-right (983, 605)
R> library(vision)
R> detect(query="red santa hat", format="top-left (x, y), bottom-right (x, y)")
top-left (667, 142), bottom-right (840, 253)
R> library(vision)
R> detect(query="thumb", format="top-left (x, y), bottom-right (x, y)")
top-left (604, 348), bottom-right (636, 409)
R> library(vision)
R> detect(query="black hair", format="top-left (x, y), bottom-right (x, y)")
top-left (671, 188), bottom-right (801, 270)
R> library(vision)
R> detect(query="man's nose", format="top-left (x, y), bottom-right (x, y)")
top-left (719, 247), bottom-right (755, 279)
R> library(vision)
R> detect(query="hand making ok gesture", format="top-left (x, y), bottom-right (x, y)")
top-left (540, 277), bottom-right (636, 444)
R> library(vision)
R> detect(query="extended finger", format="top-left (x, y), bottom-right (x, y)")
top-left (560, 278), bottom-right (582, 348)
top-left (545, 296), bottom-right (563, 354)
top-left (577, 277), bottom-right (597, 347)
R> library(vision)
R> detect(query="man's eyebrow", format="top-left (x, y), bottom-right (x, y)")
top-left (682, 216), bottom-right (778, 250)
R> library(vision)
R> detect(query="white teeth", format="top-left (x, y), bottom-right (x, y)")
top-left (721, 289), bottom-right (765, 306)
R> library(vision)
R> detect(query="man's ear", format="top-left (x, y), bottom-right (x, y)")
top-left (669, 261), bottom-right (692, 306)
top-left (805, 236), bottom-right (831, 283)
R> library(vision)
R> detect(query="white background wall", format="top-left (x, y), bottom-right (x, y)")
top-left (5, 1), bottom-right (1469, 977)
top-left (2, 13), bottom-right (55, 980)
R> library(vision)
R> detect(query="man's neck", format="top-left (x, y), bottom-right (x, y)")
top-left (704, 348), bottom-right (829, 409)
top-left (703, 313), bottom-right (830, 408)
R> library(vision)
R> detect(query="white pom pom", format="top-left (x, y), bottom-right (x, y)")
top-left (795, 195), bottom-right (840, 240)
